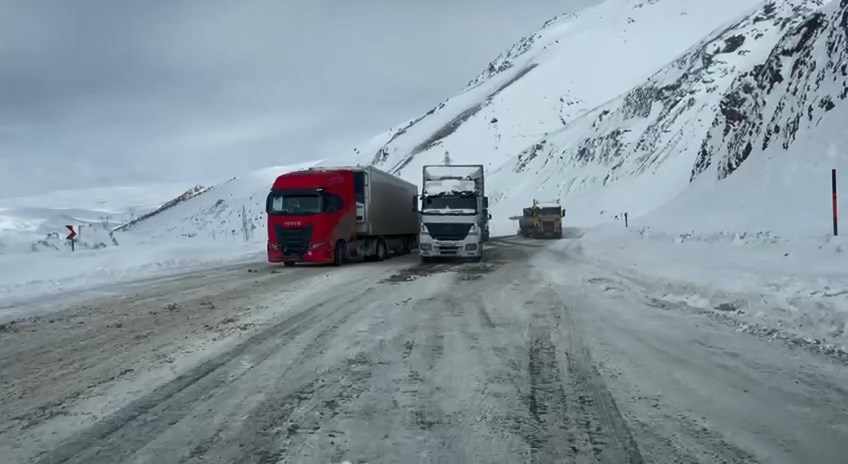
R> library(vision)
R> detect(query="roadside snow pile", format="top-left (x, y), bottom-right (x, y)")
top-left (570, 226), bottom-right (848, 356)
top-left (0, 242), bottom-right (261, 311)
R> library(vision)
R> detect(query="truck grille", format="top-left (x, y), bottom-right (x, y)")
top-left (543, 222), bottom-right (555, 232)
top-left (274, 225), bottom-right (313, 257)
top-left (424, 223), bottom-right (472, 241)
top-left (437, 245), bottom-right (460, 255)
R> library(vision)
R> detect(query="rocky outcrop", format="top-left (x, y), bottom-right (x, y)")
top-left (551, 0), bottom-right (823, 181)
top-left (693, 0), bottom-right (846, 180)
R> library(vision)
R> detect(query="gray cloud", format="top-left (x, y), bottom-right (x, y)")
top-left (0, 0), bottom-right (600, 198)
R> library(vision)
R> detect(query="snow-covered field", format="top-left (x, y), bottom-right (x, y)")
top-left (0, 183), bottom-right (192, 254)
top-left (0, 162), bottom-right (318, 308)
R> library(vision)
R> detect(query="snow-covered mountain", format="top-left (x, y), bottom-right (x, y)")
top-left (694, 0), bottom-right (847, 181)
top-left (362, 0), bottom-right (764, 175)
top-left (336, 0), bottom-right (842, 238)
top-left (642, 0), bottom-right (847, 237)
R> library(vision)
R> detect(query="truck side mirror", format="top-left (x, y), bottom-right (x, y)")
top-left (561, 209), bottom-right (565, 217)
top-left (483, 197), bottom-right (489, 208)
top-left (488, 213), bottom-right (492, 220)
top-left (265, 193), bottom-right (273, 214)
top-left (412, 195), bottom-right (418, 212)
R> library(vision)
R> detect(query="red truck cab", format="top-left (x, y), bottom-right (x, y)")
top-left (266, 169), bottom-right (356, 265)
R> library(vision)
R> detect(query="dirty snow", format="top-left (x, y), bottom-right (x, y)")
top-left (0, 242), bottom-right (262, 314)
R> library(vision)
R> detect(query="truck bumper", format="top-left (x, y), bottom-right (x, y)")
top-left (419, 237), bottom-right (482, 258)
top-left (267, 242), bottom-right (334, 264)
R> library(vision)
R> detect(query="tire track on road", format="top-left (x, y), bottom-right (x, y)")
top-left (547, 287), bottom-right (646, 464)
top-left (35, 288), bottom-right (360, 464)
top-left (195, 290), bottom-right (391, 464)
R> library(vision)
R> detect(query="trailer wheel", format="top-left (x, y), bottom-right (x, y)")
top-left (399, 238), bottom-right (410, 255)
top-left (332, 240), bottom-right (346, 266)
top-left (376, 239), bottom-right (388, 261)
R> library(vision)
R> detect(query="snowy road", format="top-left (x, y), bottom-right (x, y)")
top-left (1, 236), bottom-right (847, 463)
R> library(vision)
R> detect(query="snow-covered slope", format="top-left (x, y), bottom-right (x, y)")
top-left (352, 0), bottom-right (765, 173)
top-left (485, 0), bottom-right (830, 233)
top-left (114, 161), bottom-right (321, 245)
top-left (653, 0), bottom-right (848, 238)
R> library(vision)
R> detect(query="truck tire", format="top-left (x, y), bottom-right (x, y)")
top-left (284, 262), bottom-right (295, 267)
top-left (376, 239), bottom-right (388, 261)
top-left (332, 240), bottom-right (346, 266)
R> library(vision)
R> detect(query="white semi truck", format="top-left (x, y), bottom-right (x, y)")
top-left (418, 164), bottom-right (490, 262)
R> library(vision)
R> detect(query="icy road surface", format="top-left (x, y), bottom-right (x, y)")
top-left (1, 236), bottom-right (847, 463)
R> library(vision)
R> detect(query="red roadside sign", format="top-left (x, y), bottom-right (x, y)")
top-left (66, 225), bottom-right (77, 240)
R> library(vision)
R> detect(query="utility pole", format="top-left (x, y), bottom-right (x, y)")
top-left (242, 205), bottom-right (249, 242)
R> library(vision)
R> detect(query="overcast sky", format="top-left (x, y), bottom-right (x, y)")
top-left (0, 0), bottom-right (599, 198)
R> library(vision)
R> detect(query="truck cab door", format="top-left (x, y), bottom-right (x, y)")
top-left (354, 171), bottom-right (366, 223)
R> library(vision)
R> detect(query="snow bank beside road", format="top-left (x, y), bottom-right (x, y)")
top-left (569, 226), bottom-right (848, 355)
top-left (0, 242), bottom-right (261, 314)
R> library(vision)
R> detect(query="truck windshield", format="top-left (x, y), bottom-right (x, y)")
top-left (539, 207), bottom-right (562, 215)
top-left (267, 193), bottom-right (322, 215)
top-left (422, 196), bottom-right (477, 214)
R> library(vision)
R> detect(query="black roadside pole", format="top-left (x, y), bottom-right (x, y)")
top-left (833, 169), bottom-right (838, 236)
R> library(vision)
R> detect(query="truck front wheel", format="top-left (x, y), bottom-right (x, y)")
top-left (333, 240), bottom-right (346, 266)
top-left (473, 244), bottom-right (484, 263)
